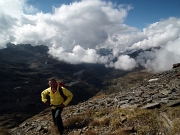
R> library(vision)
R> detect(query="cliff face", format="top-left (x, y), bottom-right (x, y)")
top-left (9, 66), bottom-right (180, 135)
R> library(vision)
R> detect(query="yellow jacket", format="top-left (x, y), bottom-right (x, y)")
top-left (41, 85), bottom-right (73, 109)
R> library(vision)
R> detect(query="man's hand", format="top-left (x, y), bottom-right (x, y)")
top-left (60, 103), bottom-right (65, 108)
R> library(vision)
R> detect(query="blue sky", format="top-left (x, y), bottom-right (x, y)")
top-left (28, 0), bottom-right (180, 29)
top-left (0, 0), bottom-right (180, 72)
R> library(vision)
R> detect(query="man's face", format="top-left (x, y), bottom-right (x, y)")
top-left (49, 80), bottom-right (57, 91)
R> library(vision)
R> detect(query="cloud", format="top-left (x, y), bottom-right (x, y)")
top-left (0, 0), bottom-right (180, 72)
top-left (107, 55), bottom-right (137, 70)
top-left (133, 18), bottom-right (180, 71)
top-left (131, 18), bottom-right (180, 50)
top-left (48, 45), bottom-right (109, 64)
top-left (136, 37), bottom-right (180, 72)
top-left (0, 0), bottom-right (38, 47)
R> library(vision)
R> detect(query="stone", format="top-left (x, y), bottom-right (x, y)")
top-left (141, 102), bottom-right (160, 109)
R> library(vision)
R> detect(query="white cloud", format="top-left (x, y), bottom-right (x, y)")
top-left (131, 18), bottom-right (180, 50)
top-left (134, 18), bottom-right (180, 71)
top-left (109, 55), bottom-right (137, 70)
top-left (0, 0), bottom-right (180, 72)
top-left (48, 45), bottom-right (109, 64)
top-left (136, 37), bottom-right (180, 72)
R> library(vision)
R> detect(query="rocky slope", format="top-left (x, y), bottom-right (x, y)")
top-left (8, 66), bottom-right (180, 135)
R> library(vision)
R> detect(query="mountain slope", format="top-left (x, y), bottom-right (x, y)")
top-left (0, 43), bottom-right (157, 131)
top-left (0, 44), bottom-right (104, 129)
top-left (9, 66), bottom-right (180, 135)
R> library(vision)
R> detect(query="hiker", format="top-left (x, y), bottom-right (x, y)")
top-left (41, 78), bottom-right (73, 134)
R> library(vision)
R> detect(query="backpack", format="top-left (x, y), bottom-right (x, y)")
top-left (57, 82), bottom-right (67, 101)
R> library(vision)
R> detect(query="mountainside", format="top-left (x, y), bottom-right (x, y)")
top-left (0, 44), bottom-right (103, 129)
top-left (8, 64), bottom-right (180, 135)
top-left (0, 43), bottom-right (154, 130)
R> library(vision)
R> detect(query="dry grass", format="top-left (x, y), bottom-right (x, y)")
top-left (110, 118), bottom-right (122, 129)
top-left (89, 118), bottom-right (100, 127)
top-left (88, 116), bottom-right (110, 127)
top-left (64, 115), bottom-right (85, 127)
top-left (84, 129), bottom-right (98, 135)
top-left (128, 109), bottom-right (159, 134)
top-left (85, 109), bottom-right (96, 118)
top-left (99, 117), bottom-right (110, 126)
top-left (109, 128), bottom-right (135, 135)
top-left (48, 125), bottom-right (60, 135)
top-left (105, 108), bottom-right (160, 134)
top-left (93, 109), bottom-right (109, 118)
top-left (63, 104), bottom-right (180, 134)
top-left (68, 129), bottom-right (98, 135)
top-left (167, 106), bottom-right (180, 119)
top-left (167, 106), bottom-right (180, 134)
top-left (171, 118), bottom-right (180, 134)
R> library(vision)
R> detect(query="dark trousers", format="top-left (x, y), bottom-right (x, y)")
top-left (51, 107), bottom-right (64, 134)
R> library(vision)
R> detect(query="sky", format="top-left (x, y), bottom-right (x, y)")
top-left (0, 0), bottom-right (180, 72)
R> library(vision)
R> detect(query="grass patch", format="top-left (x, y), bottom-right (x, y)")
top-left (99, 117), bottom-right (110, 126)
top-left (63, 103), bottom-right (180, 134)
top-left (64, 115), bottom-right (85, 127)
top-left (171, 118), bottom-right (180, 134)
top-left (93, 108), bottom-right (109, 118)
top-left (167, 106), bottom-right (180, 119)
top-left (129, 109), bottom-right (159, 134)
top-left (166, 106), bottom-right (180, 134)
top-left (89, 119), bottom-right (100, 127)
top-left (110, 118), bottom-right (122, 129)
top-left (64, 115), bottom-right (93, 130)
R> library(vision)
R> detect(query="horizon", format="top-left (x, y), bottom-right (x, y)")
top-left (0, 0), bottom-right (180, 72)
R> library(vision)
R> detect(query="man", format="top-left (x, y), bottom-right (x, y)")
top-left (41, 78), bottom-right (73, 134)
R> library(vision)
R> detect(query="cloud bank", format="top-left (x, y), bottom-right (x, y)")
top-left (0, 0), bottom-right (180, 72)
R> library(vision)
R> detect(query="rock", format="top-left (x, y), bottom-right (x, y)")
top-left (172, 63), bottom-right (180, 69)
top-left (167, 99), bottom-right (180, 107)
top-left (148, 78), bottom-right (159, 82)
top-left (141, 102), bottom-right (160, 109)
